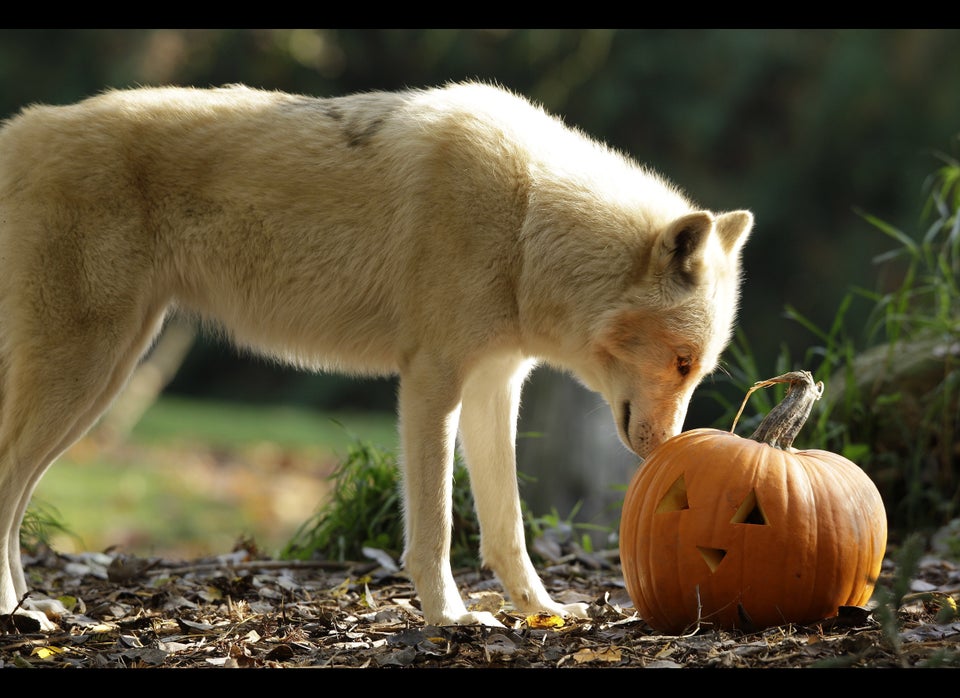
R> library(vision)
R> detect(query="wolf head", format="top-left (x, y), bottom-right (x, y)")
top-left (588, 209), bottom-right (753, 458)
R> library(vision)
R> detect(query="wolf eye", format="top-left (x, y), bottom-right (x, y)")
top-left (676, 356), bottom-right (692, 377)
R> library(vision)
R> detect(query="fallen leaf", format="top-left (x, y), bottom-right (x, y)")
top-left (526, 612), bottom-right (564, 629)
top-left (572, 647), bottom-right (621, 664)
top-left (31, 646), bottom-right (65, 659)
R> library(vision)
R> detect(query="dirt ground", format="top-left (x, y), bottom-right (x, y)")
top-left (2, 533), bottom-right (959, 669)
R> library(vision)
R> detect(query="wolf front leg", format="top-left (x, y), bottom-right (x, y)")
top-left (397, 363), bottom-right (504, 627)
top-left (459, 354), bottom-right (590, 621)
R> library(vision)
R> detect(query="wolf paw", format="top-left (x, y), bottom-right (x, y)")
top-left (2, 598), bottom-right (65, 633)
top-left (29, 595), bottom-right (68, 614)
top-left (459, 611), bottom-right (506, 627)
top-left (426, 609), bottom-right (506, 628)
top-left (532, 600), bottom-right (590, 621)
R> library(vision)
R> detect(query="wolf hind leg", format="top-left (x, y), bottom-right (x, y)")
top-left (0, 307), bottom-right (167, 629)
top-left (459, 354), bottom-right (590, 620)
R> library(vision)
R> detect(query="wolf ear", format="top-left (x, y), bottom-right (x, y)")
top-left (715, 210), bottom-right (753, 255)
top-left (655, 211), bottom-right (714, 286)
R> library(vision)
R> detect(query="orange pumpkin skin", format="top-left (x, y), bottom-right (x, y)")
top-left (619, 427), bottom-right (888, 635)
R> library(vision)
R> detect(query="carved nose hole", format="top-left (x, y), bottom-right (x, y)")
top-left (698, 546), bottom-right (726, 572)
top-left (655, 475), bottom-right (688, 513)
top-left (731, 489), bottom-right (767, 525)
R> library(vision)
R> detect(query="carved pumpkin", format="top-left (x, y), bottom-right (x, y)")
top-left (619, 371), bottom-right (887, 634)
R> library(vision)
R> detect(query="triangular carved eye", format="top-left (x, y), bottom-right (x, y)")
top-left (731, 489), bottom-right (767, 526)
top-left (655, 476), bottom-right (688, 513)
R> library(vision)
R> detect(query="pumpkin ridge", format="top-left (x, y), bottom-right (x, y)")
top-left (784, 454), bottom-right (826, 623)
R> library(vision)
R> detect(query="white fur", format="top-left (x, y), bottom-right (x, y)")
top-left (0, 82), bottom-right (752, 628)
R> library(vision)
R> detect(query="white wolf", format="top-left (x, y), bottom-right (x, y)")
top-left (0, 82), bottom-right (752, 629)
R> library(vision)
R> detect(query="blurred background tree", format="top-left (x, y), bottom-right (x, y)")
top-left (2, 28), bottom-right (958, 539)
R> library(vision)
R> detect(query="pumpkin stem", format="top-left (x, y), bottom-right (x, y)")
top-left (732, 370), bottom-right (824, 450)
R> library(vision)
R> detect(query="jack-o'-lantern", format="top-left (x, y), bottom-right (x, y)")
top-left (619, 371), bottom-right (887, 634)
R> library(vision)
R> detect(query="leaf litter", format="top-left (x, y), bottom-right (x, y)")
top-left (1, 537), bottom-right (959, 669)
